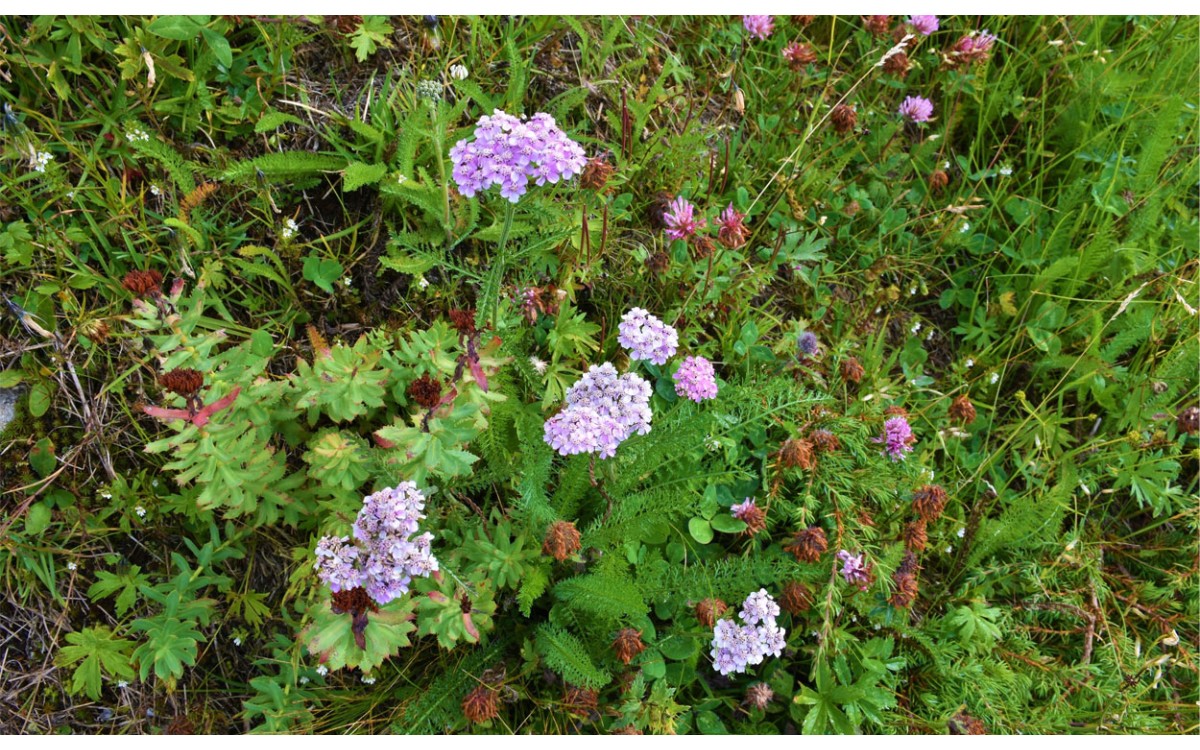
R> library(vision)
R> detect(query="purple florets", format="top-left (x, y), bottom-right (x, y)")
top-left (797, 331), bottom-right (819, 356)
top-left (907, 15), bottom-right (939, 35)
top-left (836, 550), bottom-right (872, 590)
top-left (449, 109), bottom-right (587, 203)
top-left (314, 482), bottom-right (440, 606)
top-left (898, 96), bottom-right (935, 123)
top-left (663, 197), bottom-right (706, 241)
top-left (674, 356), bottom-right (718, 402)
top-left (742, 15), bottom-right (774, 40)
top-left (710, 589), bottom-right (787, 676)
top-left (544, 363), bottom-right (654, 459)
top-left (543, 405), bottom-right (624, 459)
top-left (875, 416), bottom-right (915, 460)
top-left (618, 308), bottom-right (679, 366)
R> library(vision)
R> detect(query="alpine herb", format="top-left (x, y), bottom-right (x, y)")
top-left (673, 356), bottom-right (718, 402)
top-left (618, 308), bottom-right (679, 365)
top-left (449, 109), bottom-right (587, 202)
top-left (710, 589), bottom-right (787, 676)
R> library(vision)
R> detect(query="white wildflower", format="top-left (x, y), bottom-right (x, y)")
top-left (965, 358), bottom-right (975, 369)
top-left (925, 328), bottom-right (935, 341)
top-left (959, 221), bottom-right (971, 233)
top-left (31, 151), bottom-right (53, 173)
top-left (316, 665), bottom-right (329, 676)
top-left (910, 321), bottom-right (921, 335)
top-left (116, 680), bottom-right (129, 689)
top-left (396, 173), bottom-right (408, 185)
top-left (945, 546), bottom-right (953, 554)
top-left (67, 562), bottom-right (78, 571)
top-left (956, 527), bottom-right (966, 538)
top-left (989, 371), bottom-right (1000, 384)
top-left (135, 506), bottom-right (146, 518)
top-left (998, 165), bottom-right (1013, 176)
top-left (416, 275), bottom-right (430, 289)
top-left (281, 218), bottom-right (298, 240)
top-left (449, 63), bottom-right (469, 80)
top-left (529, 356), bottom-right (547, 374)
top-left (233, 637), bottom-right (242, 647)
top-left (125, 127), bottom-right (150, 143)
top-left (299, 676), bottom-right (310, 684)
top-left (100, 491), bottom-right (113, 500)
top-left (361, 675), bottom-right (376, 685)
top-left (150, 184), bottom-right (161, 196)
top-left (342, 276), bottom-right (353, 288)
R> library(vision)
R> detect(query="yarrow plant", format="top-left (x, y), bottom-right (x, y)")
top-left (710, 589), bottom-right (787, 676)
top-left (314, 483), bottom-right (439, 605)
top-left (449, 109), bottom-right (587, 202)
top-left (674, 356), bottom-right (718, 402)
top-left (742, 15), bottom-right (774, 41)
top-left (898, 95), bottom-right (935, 123)
top-left (544, 363), bottom-right (653, 458)
top-left (875, 416), bottom-right (915, 461)
top-left (618, 308), bottom-right (679, 365)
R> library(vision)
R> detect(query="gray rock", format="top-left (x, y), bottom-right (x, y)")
top-left (0, 386), bottom-right (22, 436)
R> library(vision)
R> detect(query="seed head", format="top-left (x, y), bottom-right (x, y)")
top-left (949, 710), bottom-right (987, 735)
top-left (904, 520), bottom-right (929, 552)
top-left (785, 526), bottom-right (828, 563)
top-left (830, 104), bottom-right (858, 134)
top-left (929, 169), bottom-right (950, 193)
top-left (694, 598), bottom-right (728, 628)
top-left (408, 374), bottom-right (443, 409)
top-left (462, 685), bottom-right (500, 724)
top-left (862, 15), bottom-right (892, 36)
top-left (949, 394), bottom-right (977, 424)
top-left (744, 682), bottom-right (775, 710)
top-left (580, 156), bottom-right (615, 191)
top-left (912, 484), bottom-right (948, 521)
top-left (542, 521), bottom-right (582, 562)
top-left (779, 437), bottom-right (816, 470)
top-left (611, 628), bottom-right (646, 665)
top-left (1177, 406), bottom-right (1199, 435)
top-left (159, 368), bottom-right (203, 398)
top-left (883, 51), bottom-right (911, 76)
top-left (122, 269), bottom-right (163, 297)
top-left (563, 685), bottom-right (599, 717)
top-left (731, 498), bottom-right (768, 536)
top-left (779, 580), bottom-right (813, 615)
top-left (810, 429), bottom-right (840, 453)
top-left (840, 356), bottom-right (865, 383)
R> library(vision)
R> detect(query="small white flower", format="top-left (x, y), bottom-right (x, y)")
top-left (150, 184), bottom-right (161, 196)
top-left (100, 491), bottom-right (113, 500)
top-left (873, 623), bottom-right (882, 630)
top-left (282, 218), bottom-right (299, 240)
top-left (959, 221), bottom-right (971, 233)
top-left (135, 506), bottom-right (147, 518)
top-left (925, 328), bottom-right (935, 341)
top-left (126, 127), bottom-right (150, 143)
top-left (942, 160), bottom-right (951, 169)
top-left (945, 545), bottom-right (953, 554)
top-left (151, 479), bottom-right (159, 487)
top-left (965, 358), bottom-right (975, 369)
top-left (233, 637), bottom-right (242, 647)
top-left (910, 321), bottom-right (921, 335)
top-left (342, 276), bottom-right (353, 288)
top-left (449, 63), bottom-right (469, 80)
top-left (956, 527), bottom-right (966, 538)
top-left (529, 356), bottom-right (547, 374)
top-left (67, 561), bottom-right (78, 571)
top-left (299, 676), bottom-right (310, 684)
top-left (316, 665), bottom-right (329, 676)
top-left (989, 371), bottom-right (1000, 384)
top-left (31, 151), bottom-right (53, 173)
top-left (998, 165), bottom-right (1013, 177)
top-left (908, 284), bottom-right (917, 296)
top-left (361, 675), bottom-right (376, 685)
top-left (416, 275), bottom-right (430, 289)
top-left (396, 173), bottom-right (408, 185)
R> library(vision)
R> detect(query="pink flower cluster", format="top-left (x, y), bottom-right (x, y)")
top-left (663, 197), bottom-right (707, 241)
top-left (314, 483), bottom-right (439, 605)
top-left (836, 550), bottom-right (872, 590)
top-left (731, 497), bottom-right (757, 520)
top-left (899, 96), bottom-right (935, 123)
top-left (449, 109), bottom-right (587, 202)
top-left (952, 30), bottom-right (999, 65)
top-left (907, 15), bottom-right (939, 35)
top-left (618, 308), bottom-right (679, 365)
top-left (742, 15), bottom-right (774, 40)
top-left (875, 416), bottom-right (915, 460)
top-left (544, 363), bottom-right (654, 458)
top-left (674, 355), bottom-right (718, 402)
top-left (711, 589), bottom-right (787, 676)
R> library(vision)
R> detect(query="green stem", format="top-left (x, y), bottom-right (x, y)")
top-left (431, 102), bottom-right (452, 250)
top-left (489, 202), bottom-right (516, 327)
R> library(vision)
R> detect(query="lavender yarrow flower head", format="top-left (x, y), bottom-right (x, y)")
top-left (313, 536), bottom-right (365, 593)
top-left (674, 356), bottom-right (718, 402)
top-left (543, 405), bottom-right (625, 459)
top-left (875, 416), bottom-right (915, 460)
top-left (797, 331), bottom-right (819, 356)
top-left (565, 362), bottom-right (654, 440)
top-left (836, 550), bottom-right (872, 590)
top-left (898, 96), bottom-right (935, 123)
top-left (449, 109), bottom-right (587, 203)
top-left (742, 15), bottom-right (774, 40)
top-left (710, 590), bottom-right (787, 675)
top-left (618, 308), bottom-right (679, 366)
top-left (662, 196), bottom-right (706, 241)
top-left (314, 483), bottom-right (440, 606)
top-left (907, 15), bottom-right (939, 35)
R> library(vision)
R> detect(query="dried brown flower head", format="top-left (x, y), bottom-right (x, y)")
top-left (794, 15), bottom-right (815, 26)
top-left (737, 502), bottom-right (768, 536)
top-left (783, 42), bottom-right (818, 72)
top-left (948, 710), bottom-right (987, 735)
top-left (330, 587), bottom-right (379, 617)
top-left (580, 156), bottom-right (615, 191)
top-left (949, 394), bottom-right (976, 424)
top-left (884, 405), bottom-right (910, 418)
top-left (563, 685), bottom-right (599, 717)
top-left (1177, 406), bottom-right (1199, 435)
top-left (744, 682), bottom-right (775, 710)
top-left (694, 598), bottom-right (728, 628)
top-left (883, 51), bottom-right (911, 76)
top-left (904, 520), bottom-right (929, 552)
top-left (646, 250), bottom-right (670, 274)
top-left (862, 15), bottom-right (892, 35)
top-left (779, 437), bottom-right (816, 470)
top-left (785, 526), bottom-right (828, 563)
top-left (690, 234), bottom-right (716, 260)
top-left (160, 368), bottom-right (203, 398)
top-left (890, 570), bottom-right (919, 608)
top-left (408, 374), bottom-right (443, 409)
top-left (912, 484), bottom-right (948, 521)
top-left (542, 520), bottom-right (582, 562)
top-left (448, 309), bottom-right (477, 337)
top-left (326, 15), bottom-right (363, 35)
top-left (810, 429), bottom-right (840, 453)
top-left (840, 356), bottom-right (865, 383)
top-left (779, 580), bottom-right (813, 615)
top-left (122, 269), bottom-right (163, 297)
top-left (830, 104), bottom-right (858, 134)
top-left (929, 169), bottom-right (950, 193)
top-left (462, 685), bottom-right (500, 724)
top-left (612, 628), bottom-right (646, 665)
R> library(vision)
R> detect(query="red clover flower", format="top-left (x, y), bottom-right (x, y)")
top-left (716, 204), bottom-right (749, 248)
top-left (898, 96), bottom-right (935, 123)
top-left (742, 16), bottom-right (774, 41)
top-left (907, 15), bottom-right (939, 36)
top-left (662, 196), bottom-right (707, 241)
